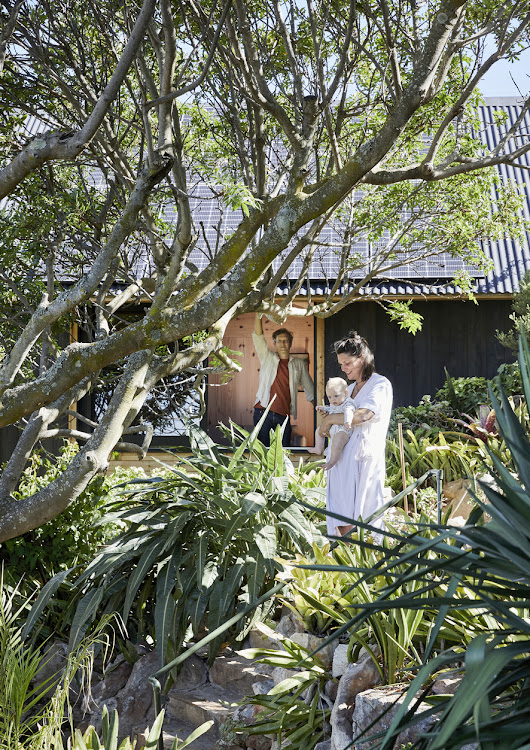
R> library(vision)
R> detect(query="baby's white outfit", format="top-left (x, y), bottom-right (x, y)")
top-left (321, 397), bottom-right (355, 438)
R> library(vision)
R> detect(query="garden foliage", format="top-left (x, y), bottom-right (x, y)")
top-left (67, 423), bottom-right (323, 668)
top-left (238, 631), bottom-right (332, 750)
top-left (299, 336), bottom-right (530, 747)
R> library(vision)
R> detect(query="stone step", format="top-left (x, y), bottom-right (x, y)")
top-left (210, 650), bottom-right (273, 696)
top-left (166, 682), bottom-right (243, 739)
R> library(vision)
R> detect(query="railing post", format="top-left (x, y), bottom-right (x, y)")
top-left (436, 469), bottom-right (444, 524)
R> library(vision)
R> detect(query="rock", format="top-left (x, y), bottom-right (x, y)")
top-left (330, 655), bottom-right (380, 750)
top-left (275, 613), bottom-right (305, 639)
top-left (443, 479), bottom-right (475, 521)
top-left (350, 686), bottom-right (434, 749)
top-left (211, 651), bottom-right (272, 696)
top-left (137, 718), bottom-right (216, 750)
top-left (252, 680), bottom-right (274, 695)
top-left (315, 742), bottom-right (332, 750)
top-left (166, 682), bottom-right (242, 739)
top-left (90, 659), bottom-right (133, 704)
top-left (172, 654), bottom-right (208, 691)
top-left (246, 735), bottom-right (273, 750)
top-left (431, 676), bottom-right (463, 695)
top-left (248, 628), bottom-right (280, 651)
top-left (90, 650), bottom-right (159, 740)
top-left (332, 644), bottom-right (349, 678)
top-left (270, 740), bottom-right (292, 750)
top-left (324, 679), bottom-right (338, 702)
top-left (289, 632), bottom-right (336, 671)
top-left (33, 641), bottom-right (68, 699)
top-left (272, 666), bottom-right (300, 687)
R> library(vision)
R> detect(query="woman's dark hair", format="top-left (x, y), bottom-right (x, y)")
top-left (333, 330), bottom-right (375, 381)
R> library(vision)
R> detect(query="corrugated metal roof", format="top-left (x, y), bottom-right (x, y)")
top-left (473, 97), bottom-right (530, 294)
top-left (4, 99), bottom-right (530, 297)
top-left (277, 97), bottom-right (530, 297)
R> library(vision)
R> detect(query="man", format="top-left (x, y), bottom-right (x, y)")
top-left (252, 314), bottom-right (314, 446)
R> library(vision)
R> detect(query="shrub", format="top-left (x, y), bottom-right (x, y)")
top-left (435, 371), bottom-right (490, 415)
top-left (1, 443), bottom-right (147, 586)
top-left (388, 396), bottom-right (454, 440)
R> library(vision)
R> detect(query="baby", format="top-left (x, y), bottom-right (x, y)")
top-left (308, 377), bottom-right (355, 470)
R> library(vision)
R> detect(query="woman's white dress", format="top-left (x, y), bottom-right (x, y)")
top-left (325, 373), bottom-right (393, 536)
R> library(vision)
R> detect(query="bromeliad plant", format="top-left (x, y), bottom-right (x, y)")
top-left (283, 536), bottom-right (445, 685)
top-left (67, 423), bottom-right (323, 669)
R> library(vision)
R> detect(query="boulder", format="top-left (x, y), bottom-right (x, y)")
top-left (252, 680), bottom-right (275, 695)
top-left (211, 651), bottom-right (272, 695)
top-left (245, 735), bottom-right (273, 750)
top-left (443, 479), bottom-right (475, 521)
top-left (288, 632), bottom-right (336, 671)
top-left (331, 644), bottom-right (349, 678)
top-left (350, 685), bottom-right (434, 749)
top-left (89, 649), bottom-right (159, 740)
top-left (33, 640), bottom-right (68, 699)
top-left (330, 655), bottom-right (380, 750)
top-left (90, 657), bottom-right (133, 704)
top-left (275, 613), bottom-right (305, 638)
top-left (272, 666), bottom-right (300, 687)
top-left (172, 653), bottom-right (208, 691)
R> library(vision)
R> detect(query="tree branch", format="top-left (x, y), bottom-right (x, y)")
top-left (0, 0), bottom-right (156, 198)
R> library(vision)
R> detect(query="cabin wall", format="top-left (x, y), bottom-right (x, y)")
top-left (324, 298), bottom-right (514, 407)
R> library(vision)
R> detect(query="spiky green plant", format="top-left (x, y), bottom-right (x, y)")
top-left (66, 707), bottom-right (212, 750)
top-left (0, 570), bottom-right (112, 750)
top-left (66, 421), bottom-right (323, 669)
top-left (236, 629), bottom-right (332, 750)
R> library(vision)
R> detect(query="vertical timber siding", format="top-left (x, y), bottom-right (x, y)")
top-left (324, 299), bottom-right (514, 407)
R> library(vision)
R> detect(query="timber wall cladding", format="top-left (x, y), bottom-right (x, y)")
top-left (325, 299), bottom-right (514, 407)
top-left (207, 313), bottom-right (316, 446)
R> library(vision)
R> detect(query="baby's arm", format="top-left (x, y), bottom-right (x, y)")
top-left (316, 404), bottom-right (330, 414)
top-left (343, 403), bottom-right (355, 430)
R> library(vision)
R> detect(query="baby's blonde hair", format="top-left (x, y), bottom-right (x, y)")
top-left (326, 377), bottom-right (348, 395)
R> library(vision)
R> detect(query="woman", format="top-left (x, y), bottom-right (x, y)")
top-left (318, 331), bottom-right (393, 536)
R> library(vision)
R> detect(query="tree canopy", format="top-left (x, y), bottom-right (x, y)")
top-left (0, 0), bottom-right (530, 541)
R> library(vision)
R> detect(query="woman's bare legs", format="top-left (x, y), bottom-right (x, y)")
top-left (337, 524), bottom-right (355, 535)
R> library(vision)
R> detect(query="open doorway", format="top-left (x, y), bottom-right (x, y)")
top-left (207, 313), bottom-right (315, 447)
